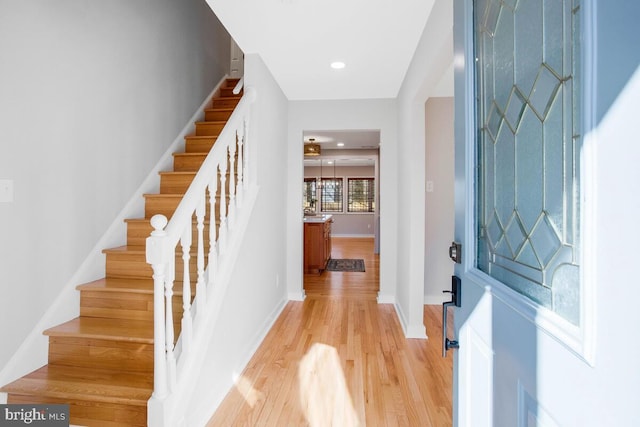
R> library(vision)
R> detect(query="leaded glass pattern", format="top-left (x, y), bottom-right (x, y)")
top-left (320, 178), bottom-right (343, 212)
top-left (474, 0), bottom-right (581, 325)
top-left (303, 178), bottom-right (317, 211)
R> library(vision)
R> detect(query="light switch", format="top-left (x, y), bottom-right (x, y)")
top-left (426, 180), bottom-right (434, 193)
top-left (0, 179), bottom-right (14, 203)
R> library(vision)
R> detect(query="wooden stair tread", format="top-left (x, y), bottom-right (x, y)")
top-left (214, 94), bottom-right (241, 100)
top-left (125, 217), bottom-right (212, 226)
top-left (143, 193), bottom-right (192, 198)
top-left (103, 244), bottom-right (207, 257)
top-left (172, 152), bottom-right (207, 157)
top-left (158, 171), bottom-right (197, 176)
top-left (102, 245), bottom-right (145, 254)
top-left (77, 277), bottom-right (153, 293)
top-left (76, 277), bottom-right (190, 294)
top-left (44, 317), bottom-right (154, 343)
top-left (194, 120), bottom-right (226, 125)
top-left (0, 365), bottom-right (152, 405)
top-left (76, 278), bottom-right (156, 294)
top-left (158, 170), bottom-right (232, 176)
top-left (204, 107), bottom-right (234, 112)
top-left (184, 135), bottom-right (219, 140)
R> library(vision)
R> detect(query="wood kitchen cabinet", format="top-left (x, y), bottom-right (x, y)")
top-left (304, 217), bottom-right (332, 274)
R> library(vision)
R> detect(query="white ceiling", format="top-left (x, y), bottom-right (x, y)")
top-left (303, 130), bottom-right (379, 166)
top-left (303, 129), bottom-right (379, 150)
top-left (206, 0), bottom-right (436, 100)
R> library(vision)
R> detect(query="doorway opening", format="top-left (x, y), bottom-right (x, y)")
top-left (301, 129), bottom-right (380, 295)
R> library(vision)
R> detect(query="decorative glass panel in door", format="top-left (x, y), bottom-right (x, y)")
top-left (475, 0), bottom-right (581, 324)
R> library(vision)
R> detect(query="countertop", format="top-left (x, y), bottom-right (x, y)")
top-left (303, 214), bottom-right (333, 223)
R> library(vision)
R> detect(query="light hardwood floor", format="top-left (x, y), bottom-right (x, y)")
top-left (207, 237), bottom-right (453, 426)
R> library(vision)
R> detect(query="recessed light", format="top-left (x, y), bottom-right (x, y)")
top-left (330, 61), bottom-right (346, 69)
top-left (337, 142), bottom-right (345, 147)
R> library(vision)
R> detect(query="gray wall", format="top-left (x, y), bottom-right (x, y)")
top-left (424, 97), bottom-right (455, 303)
top-left (0, 0), bottom-right (230, 370)
top-left (304, 165), bottom-right (376, 236)
top-left (395, 0), bottom-right (453, 338)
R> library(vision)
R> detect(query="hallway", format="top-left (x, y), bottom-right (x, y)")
top-left (207, 237), bottom-right (452, 426)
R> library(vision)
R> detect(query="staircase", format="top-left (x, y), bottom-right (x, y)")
top-left (0, 78), bottom-right (243, 427)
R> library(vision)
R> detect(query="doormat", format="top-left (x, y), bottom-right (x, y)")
top-left (326, 258), bottom-right (365, 272)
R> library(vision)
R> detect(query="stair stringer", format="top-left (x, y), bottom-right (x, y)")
top-left (0, 76), bottom-right (230, 396)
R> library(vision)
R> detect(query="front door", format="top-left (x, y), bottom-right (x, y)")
top-left (452, 0), bottom-right (640, 426)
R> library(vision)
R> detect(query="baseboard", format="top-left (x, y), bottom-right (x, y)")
top-left (0, 76), bottom-right (228, 389)
top-left (404, 322), bottom-right (428, 339)
top-left (189, 296), bottom-right (287, 427)
top-left (424, 293), bottom-right (449, 305)
top-left (377, 293), bottom-right (395, 304)
top-left (288, 290), bottom-right (306, 301)
top-left (235, 298), bottom-right (288, 379)
top-left (393, 302), bottom-right (427, 339)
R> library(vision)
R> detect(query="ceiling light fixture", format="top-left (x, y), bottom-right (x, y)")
top-left (330, 61), bottom-right (346, 69)
top-left (304, 143), bottom-right (321, 156)
top-left (337, 142), bottom-right (345, 147)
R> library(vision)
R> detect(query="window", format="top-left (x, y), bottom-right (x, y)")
top-left (474, 0), bottom-right (581, 325)
top-left (320, 178), bottom-right (343, 212)
top-left (348, 178), bottom-right (375, 212)
top-left (303, 178), bottom-right (316, 211)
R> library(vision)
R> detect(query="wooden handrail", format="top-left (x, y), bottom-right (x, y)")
top-left (233, 77), bottom-right (244, 95)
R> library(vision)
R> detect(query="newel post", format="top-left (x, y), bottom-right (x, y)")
top-left (146, 214), bottom-right (170, 401)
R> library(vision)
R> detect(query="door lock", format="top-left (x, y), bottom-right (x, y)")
top-left (449, 241), bottom-right (462, 264)
top-left (445, 337), bottom-right (459, 351)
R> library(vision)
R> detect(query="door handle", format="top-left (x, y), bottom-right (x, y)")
top-left (442, 275), bottom-right (461, 357)
top-left (442, 302), bottom-right (459, 357)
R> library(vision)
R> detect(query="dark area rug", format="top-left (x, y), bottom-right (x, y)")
top-left (326, 258), bottom-right (365, 272)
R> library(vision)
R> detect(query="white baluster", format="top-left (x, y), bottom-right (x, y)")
top-left (165, 280), bottom-right (176, 392)
top-left (208, 174), bottom-right (219, 287)
top-left (146, 214), bottom-right (169, 400)
top-left (180, 222), bottom-right (192, 354)
top-left (243, 115), bottom-right (251, 188)
top-left (227, 133), bottom-right (237, 231)
top-left (236, 124), bottom-right (245, 208)
top-left (219, 156), bottom-right (228, 256)
top-left (163, 223), bottom-right (179, 392)
top-left (195, 193), bottom-right (206, 319)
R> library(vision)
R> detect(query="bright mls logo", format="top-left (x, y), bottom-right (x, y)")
top-left (0, 405), bottom-right (69, 426)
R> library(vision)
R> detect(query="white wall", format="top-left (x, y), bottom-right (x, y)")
top-left (287, 99), bottom-right (398, 302)
top-left (395, 0), bottom-right (453, 338)
top-left (424, 97), bottom-right (455, 304)
top-left (184, 53), bottom-right (290, 426)
top-left (0, 0), bottom-right (229, 371)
